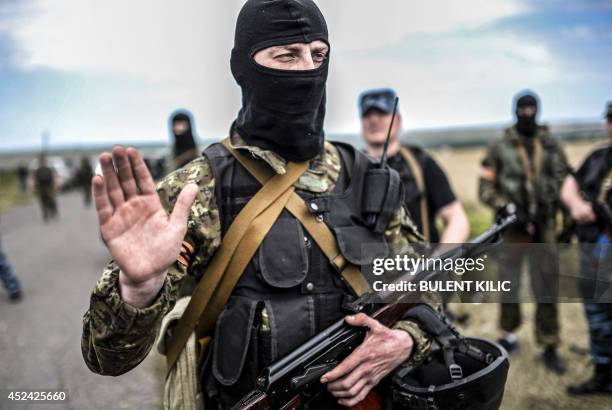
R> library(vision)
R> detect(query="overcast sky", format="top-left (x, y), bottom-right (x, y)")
top-left (0, 0), bottom-right (611, 150)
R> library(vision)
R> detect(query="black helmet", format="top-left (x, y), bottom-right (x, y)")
top-left (391, 305), bottom-right (509, 410)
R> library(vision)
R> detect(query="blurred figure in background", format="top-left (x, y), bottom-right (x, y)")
top-left (0, 229), bottom-right (22, 302)
top-left (479, 90), bottom-right (570, 374)
top-left (77, 156), bottom-right (94, 207)
top-left (359, 88), bottom-right (469, 244)
top-left (561, 101), bottom-right (612, 395)
top-left (16, 163), bottom-right (29, 196)
top-left (170, 110), bottom-right (199, 170)
top-left (34, 154), bottom-right (59, 222)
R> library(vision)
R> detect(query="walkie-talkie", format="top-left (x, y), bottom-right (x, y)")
top-left (364, 97), bottom-right (400, 227)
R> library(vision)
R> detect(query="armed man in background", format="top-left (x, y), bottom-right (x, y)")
top-left (561, 101), bottom-right (612, 395)
top-left (81, 1), bottom-right (434, 408)
top-left (170, 110), bottom-right (200, 170)
top-left (34, 154), bottom-right (59, 222)
top-left (359, 88), bottom-right (470, 245)
top-left (479, 91), bottom-right (570, 374)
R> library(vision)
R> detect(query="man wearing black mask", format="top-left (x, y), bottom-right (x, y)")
top-left (81, 1), bottom-right (432, 408)
top-left (515, 94), bottom-right (539, 138)
top-left (170, 110), bottom-right (199, 170)
top-left (479, 91), bottom-right (570, 374)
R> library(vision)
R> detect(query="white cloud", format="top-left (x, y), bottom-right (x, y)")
top-left (5, 0), bottom-right (560, 143)
top-left (326, 32), bottom-right (558, 132)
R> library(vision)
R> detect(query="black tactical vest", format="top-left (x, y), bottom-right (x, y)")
top-left (200, 141), bottom-right (395, 408)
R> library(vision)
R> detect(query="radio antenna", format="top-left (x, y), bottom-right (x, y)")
top-left (379, 96), bottom-right (399, 168)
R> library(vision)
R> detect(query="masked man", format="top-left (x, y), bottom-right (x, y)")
top-left (81, 1), bottom-right (432, 408)
top-left (479, 91), bottom-right (570, 374)
top-left (171, 110), bottom-right (200, 170)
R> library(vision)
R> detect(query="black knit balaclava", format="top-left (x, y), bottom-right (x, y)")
top-left (171, 111), bottom-right (197, 158)
top-left (231, 0), bottom-right (329, 162)
top-left (515, 92), bottom-right (539, 138)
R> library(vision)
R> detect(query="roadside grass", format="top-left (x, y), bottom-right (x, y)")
top-left (455, 207), bottom-right (609, 410)
top-left (0, 171), bottom-right (33, 214)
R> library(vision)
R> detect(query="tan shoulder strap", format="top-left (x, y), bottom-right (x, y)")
top-left (223, 140), bottom-right (371, 297)
top-left (166, 139), bottom-right (308, 371)
top-left (516, 137), bottom-right (543, 183)
top-left (597, 168), bottom-right (612, 205)
top-left (399, 147), bottom-right (430, 241)
top-left (516, 137), bottom-right (542, 218)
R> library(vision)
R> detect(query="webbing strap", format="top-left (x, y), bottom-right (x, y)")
top-left (597, 168), bottom-right (612, 205)
top-left (165, 143), bottom-right (308, 372)
top-left (223, 139), bottom-right (371, 297)
top-left (516, 138), bottom-right (542, 217)
top-left (399, 147), bottom-right (430, 241)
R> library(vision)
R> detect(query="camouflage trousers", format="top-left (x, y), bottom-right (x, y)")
top-left (498, 228), bottom-right (560, 347)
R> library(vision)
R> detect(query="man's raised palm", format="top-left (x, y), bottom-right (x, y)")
top-left (93, 146), bottom-right (198, 287)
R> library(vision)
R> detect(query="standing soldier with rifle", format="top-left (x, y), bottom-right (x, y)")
top-left (81, 1), bottom-right (436, 408)
top-left (561, 101), bottom-right (612, 395)
top-left (479, 91), bottom-right (570, 373)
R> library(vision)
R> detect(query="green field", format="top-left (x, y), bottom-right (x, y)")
top-left (0, 171), bottom-right (33, 215)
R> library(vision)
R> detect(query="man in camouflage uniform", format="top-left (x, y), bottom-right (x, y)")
top-left (34, 154), bottom-right (58, 222)
top-left (81, 1), bottom-right (432, 408)
top-left (562, 101), bottom-right (612, 395)
top-left (479, 91), bottom-right (569, 373)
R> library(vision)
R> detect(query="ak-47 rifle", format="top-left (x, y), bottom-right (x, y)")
top-left (232, 206), bottom-right (517, 410)
top-left (559, 196), bottom-right (612, 243)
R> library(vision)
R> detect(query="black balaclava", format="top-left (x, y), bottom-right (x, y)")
top-left (231, 0), bottom-right (329, 162)
top-left (170, 111), bottom-right (197, 158)
top-left (514, 92), bottom-right (539, 137)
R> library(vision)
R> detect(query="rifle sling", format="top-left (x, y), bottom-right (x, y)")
top-left (399, 147), bottom-right (430, 241)
top-left (165, 144), bottom-right (308, 372)
top-left (597, 168), bottom-right (612, 205)
top-left (516, 137), bottom-right (542, 217)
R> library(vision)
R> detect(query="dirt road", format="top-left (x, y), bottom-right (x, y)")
top-left (0, 193), bottom-right (163, 410)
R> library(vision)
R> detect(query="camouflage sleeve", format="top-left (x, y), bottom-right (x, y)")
top-left (478, 143), bottom-right (508, 209)
top-left (393, 320), bottom-right (432, 366)
top-left (384, 206), bottom-right (433, 366)
top-left (384, 205), bottom-right (424, 250)
top-left (552, 140), bottom-right (571, 188)
top-left (81, 262), bottom-right (186, 375)
top-left (81, 156), bottom-right (221, 376)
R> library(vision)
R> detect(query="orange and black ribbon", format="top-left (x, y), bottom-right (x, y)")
top-left (177, 241), bottom-right (195, 267)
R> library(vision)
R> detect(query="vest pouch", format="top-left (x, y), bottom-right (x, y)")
top-left (258, 215), bottom-right (309, 288)
top-left (334, 225), bottom-right (389, 266)
top-left (212, 296), bottom-right (258, 386)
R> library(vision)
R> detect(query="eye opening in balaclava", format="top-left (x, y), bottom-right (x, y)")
top-left (248, 39), bottom-right (330, 75)
top-left (230, 0), bottom-right (330, 162)
top-left (513, 90), bottom-right (540, 138)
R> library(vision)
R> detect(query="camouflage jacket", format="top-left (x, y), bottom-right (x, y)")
top-left (81, 134), bottom-right (432, 377)
top-left (479, 125), bottom-right (570, 223)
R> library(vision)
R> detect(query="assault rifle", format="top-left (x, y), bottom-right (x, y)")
top-left (232, 206), bottom-right (517, 410)
top-left (560, 199), bottom-right (612, 243)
